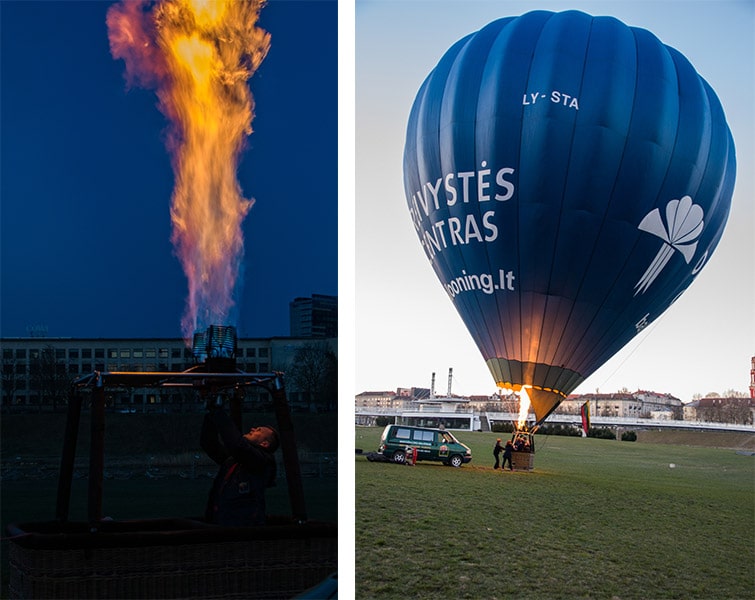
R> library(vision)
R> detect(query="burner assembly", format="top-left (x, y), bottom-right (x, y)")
top-left (192, 324), bottom-right (238, 372)
top-left (57, 324), bottom-right (307, 526)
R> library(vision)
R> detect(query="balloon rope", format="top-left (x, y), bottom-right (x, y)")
top-left (592, 317), bottom-right (662, 391)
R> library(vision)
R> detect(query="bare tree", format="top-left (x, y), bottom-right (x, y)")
top-left (698, 399), bottom-right (753, 424)
top-left (1, 356), bottom-right (23, 409)
top-left (286, 343), bottom-right (337, 412)
top-left (28, 345), bottom-right (70, 412)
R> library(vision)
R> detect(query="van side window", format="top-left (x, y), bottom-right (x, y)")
top-left (441, 432), bottom-right (454, 443)
top-left (395, 428), bottom-right (412, 440)
top-left (412, 430), bottom-right (435, 443)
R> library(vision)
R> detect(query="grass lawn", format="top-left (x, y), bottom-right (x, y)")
top-left (355, 427), bottom-right (754, 600)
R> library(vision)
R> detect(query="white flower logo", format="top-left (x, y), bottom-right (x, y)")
top-left (634, 196), bottom-right (704, 296)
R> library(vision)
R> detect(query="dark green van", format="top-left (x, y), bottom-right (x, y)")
top-left (378, 424), bottom-right (472, 467)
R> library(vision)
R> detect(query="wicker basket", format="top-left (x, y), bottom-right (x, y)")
top-left (511, 451), bottom-right (534, 471)
top-left (7, 517), bottom-right (336, 599)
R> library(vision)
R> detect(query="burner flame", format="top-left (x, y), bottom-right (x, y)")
top-left (517, 386), bottom-right (532, 430)
top-left (107, 0), bottom-right (270, 341)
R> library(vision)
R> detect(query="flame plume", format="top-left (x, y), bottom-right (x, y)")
top-left (517, 386), bottom-right (532, 430)
top-left (107, 0), bottom-right (270, 340)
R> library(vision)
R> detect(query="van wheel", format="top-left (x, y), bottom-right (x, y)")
top-left (392, 451), bottom-right (406, 464)
top-left (449, 454), bottom-right (463, 468)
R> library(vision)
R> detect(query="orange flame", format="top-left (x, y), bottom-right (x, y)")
top-left (517, 386), bottom-right (532, 430)
top-left (107, 0), bottom-right (270, 340)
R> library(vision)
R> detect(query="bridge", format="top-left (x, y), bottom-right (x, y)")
top-left (354, 407), bottom-right (755, 434)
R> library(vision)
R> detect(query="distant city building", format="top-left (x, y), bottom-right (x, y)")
top-left (1, 335), bottom-right (335, 411)
top-left (356, 359), bottom-right (755, 429)
top-left (558, 391), bottom-right (682, 419)
top-left (397, 387), bottom-right (430, 400)
top-left (355, 391), bottom-right (402, 410)
top-left (289, 294), bottom-right (337, 338)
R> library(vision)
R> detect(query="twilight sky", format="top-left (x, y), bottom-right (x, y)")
top-left (355, 0), bottom-right (754, 401)
top-left (1, 0), bottom-right (337, 341)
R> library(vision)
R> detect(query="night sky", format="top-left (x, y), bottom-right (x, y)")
top-left (0, 0), bottom-right (338, 340)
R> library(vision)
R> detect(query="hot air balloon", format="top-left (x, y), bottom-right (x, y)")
top-left (403, 10), bottom-right (736, 427)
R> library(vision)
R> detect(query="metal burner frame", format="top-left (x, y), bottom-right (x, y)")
top-left (57, 368), bottom-right (308, 529)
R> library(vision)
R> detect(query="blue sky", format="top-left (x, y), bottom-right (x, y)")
top-left (355, 0), bottom-right (754, 401)
top-left (1, 0), bottom-right (338, 341)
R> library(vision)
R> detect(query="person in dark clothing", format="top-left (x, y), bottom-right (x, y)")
top-left (493, 438), bottom-right (504, 469)
top-left (200, 406), bottom-right (279, 526)
top-left (501, 440), bottom-right (514, 471)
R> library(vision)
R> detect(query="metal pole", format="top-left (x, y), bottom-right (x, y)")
top-left (88, 382), bottom-right (106, 527)
top-left (230, 387), bottom-right (243, 432)
top-left (55, 388), bottom-right (82, 522)
top-left (270, 375), bottom-right (307, 523)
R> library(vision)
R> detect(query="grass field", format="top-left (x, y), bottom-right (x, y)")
top-left (355, 427), bottom-right (754, 600)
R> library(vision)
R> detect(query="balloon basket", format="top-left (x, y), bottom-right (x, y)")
top-left (511, 451), bottom-right (535, 471)
top-left (510, 430), bottom-right (535, 471)
top-left (6, 516), bottom-right (336, 599)
top-left (5, 368), bottom-right (337, 599)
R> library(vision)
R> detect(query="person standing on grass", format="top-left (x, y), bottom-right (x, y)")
top-left (493, 438), bottom-right (504, 469)
top-left (200, 404), bottom-right (279, 526)
top-left (501, 440), bottom-right (514, 471)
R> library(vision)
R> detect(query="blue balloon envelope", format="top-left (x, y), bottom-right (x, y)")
top-left (403, 10), bottom-right (736, 425)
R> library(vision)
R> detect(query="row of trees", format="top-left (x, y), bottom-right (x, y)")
top-left (694, 402), bottom-right (752, 425)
